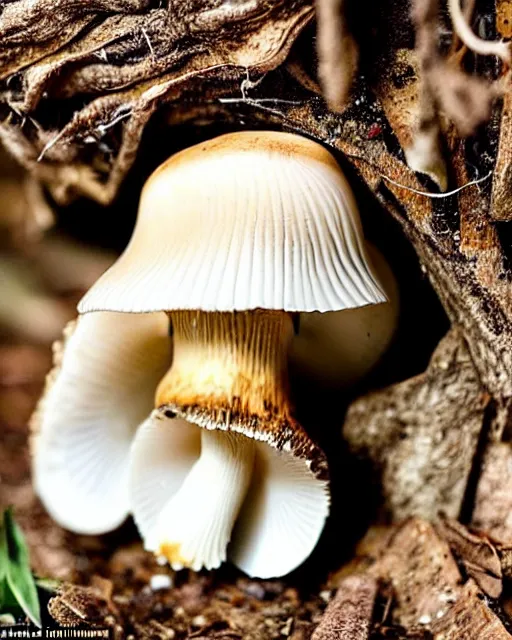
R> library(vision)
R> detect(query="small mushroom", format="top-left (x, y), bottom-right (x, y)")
top-left (31, 311), bottom-right (171, 533)
top-left (33, 131), bottom-right (394, 578)
top-left (289, 244), bottom-right (398, 387)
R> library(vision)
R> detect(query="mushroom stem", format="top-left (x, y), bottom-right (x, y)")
top-left (137, 309), bottom-right (320, 572)
top-left (156, 310), bottom-right (295, 432)
top-left (150, 428), bottom-right (255, 570)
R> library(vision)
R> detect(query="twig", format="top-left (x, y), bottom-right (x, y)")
top-left (218, 98), bottom-right (302, 106)
top-left (448, 0), bottom-right (511, 64)
top-left (382, 170), bottom-right (492, 198)
top-left (96, 110), bottom-right (132, 134)
top-left (37, 128), bottom-right (68, 162)
top-left (315, 0), bottom-right (358, 111)
top-left (141, 27), bottom-right (155, 59)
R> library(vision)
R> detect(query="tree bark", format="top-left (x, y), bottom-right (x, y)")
top-left (2, 0), bottom-right (512, 637)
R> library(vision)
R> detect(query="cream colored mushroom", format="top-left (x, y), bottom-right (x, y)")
top-left (33, 131), bottom-right (396, 578)
top-left (31, 312), bottom-right (171, 534)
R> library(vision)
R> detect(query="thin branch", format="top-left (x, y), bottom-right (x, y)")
top-left (448, 0), bottom-right (511, 64)
top-left (382, 170), bottom-right (492, 198)
top-left (315, 0), bottom-right (357, 112)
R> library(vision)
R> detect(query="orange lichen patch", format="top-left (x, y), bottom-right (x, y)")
top-left (497, 0), bottom-right (512, 38)
top-left (159, 542), bottom-right (190, 568)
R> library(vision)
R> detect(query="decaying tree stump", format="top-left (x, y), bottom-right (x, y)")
top-left (3, 0), bottom-right (512, 637)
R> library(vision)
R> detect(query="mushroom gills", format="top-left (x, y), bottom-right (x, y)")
top-left (130, 412), bottom-right (329, 577)
top-left (32, 311), bottom-right (171, 534)
top-left (229, 443), bottom-right (330, 578)
top-left (148, 428), bottom-right (255, 571)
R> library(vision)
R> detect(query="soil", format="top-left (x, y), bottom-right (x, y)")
top-left (3, 336), bottom-right (512, 639)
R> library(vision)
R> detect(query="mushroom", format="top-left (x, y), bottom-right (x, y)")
top-left (33, 131), bottom-right (394, 578)
top-left (289, 244), bottom-right (399, 388)
top-left (31, 311), bottom-right (171, 533)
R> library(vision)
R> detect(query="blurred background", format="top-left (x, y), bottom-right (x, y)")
top-left (0, 142), bottom-right (116, 437)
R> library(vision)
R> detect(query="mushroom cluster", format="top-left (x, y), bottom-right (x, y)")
top-left (32, 131), bottom-right (396, 578)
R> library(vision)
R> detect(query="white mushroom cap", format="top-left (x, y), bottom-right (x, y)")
top-left (129, 410), bottom-right (329, 578)
top-left (31, 311), bottom-right (171, 534)
top-left (79, 131), bottom-right (386, 315)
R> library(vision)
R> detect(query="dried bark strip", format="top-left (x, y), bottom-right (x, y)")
top-left (435, 518), bottom-right (502, 599)
top-left (0, 0), bottom-right (151, 78)
top-left (0, 0), bottom-right (314, 204)
top-left (472, 443), bottom-right (512, 545)
top-left (492, 91), bottom-right (512, 220)
top-left (311, 575), bottom-right (377, 640)
top-left (430, 579), bottom-right (510, 639)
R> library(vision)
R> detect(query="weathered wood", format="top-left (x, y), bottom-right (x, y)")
top-left (0, 0), bottom-right (313, 204)
top-left (473, 443), bottom-right (512, 543)
top-left (436, 518), bottom-right (503, 599)
top-left (343, 329), bottom-right (488, 520)
top-left (311, 575), bottom-right (377, 640)
top-left (430, 579), bottom-right (510, 639)
top-left (370, 519), bottom-right (461, 629)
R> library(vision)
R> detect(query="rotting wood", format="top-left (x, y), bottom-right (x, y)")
top-left (0, 0), bottom-right (314, 204)
top-left (429, 579), bottom-right (510, 639)
top-left (323, 519), bottom-right (510, 638)
top-left (369, 519), bottom-right (461, 629)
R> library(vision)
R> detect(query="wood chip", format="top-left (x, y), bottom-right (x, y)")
top-left (473, 443), bottom-right (512, 545)
top-left (436, 518), bottom-right (502, 599)
top-left (311, 575), bottom-right (377, 640)
top-left (371, 519), bottom-right (461, 629)
top-left (430, 580), bottom-right (511, 639)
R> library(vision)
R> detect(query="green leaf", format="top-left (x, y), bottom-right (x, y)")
top-left (35, 577), bottom-right (60, 593)
top-left (1, 579), bottom-right (24, 618)
top-left (0, 508), bottom-right (41, 627)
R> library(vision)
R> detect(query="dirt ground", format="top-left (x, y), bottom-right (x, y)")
top-left (4, 337), bottom-right (512, 640)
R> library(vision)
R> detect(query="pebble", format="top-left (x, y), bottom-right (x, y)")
top-left (191, 614), bottom-right (207, 627)
top-left (281, 617), bottom-right (294, 636)
top-left (243, 582), bottom-right (266, 600)
top-left (150, 574), bottom-right (173, 591)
